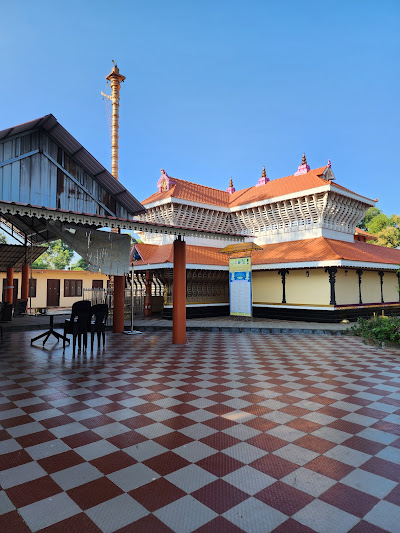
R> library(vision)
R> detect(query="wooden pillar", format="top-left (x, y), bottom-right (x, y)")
top-left (145, 270), bottom-right (152, 316)
top-left (278, 269), bottom-right (289, 304)
top-left (5, 267), bottom-right (14, 304)
top-left (113, 275), bottom-right (125, 333)
top-left (21, 265), bottom-right (29, 300)
top-left (397, 272), bottom-right (400, 303)
top-left (356, 269), bottom-right (363, 305)
top-left (325, 267), bottom-right (337, 306)
top-left (378, 271), bottom-right (384, 303)
top-left (173, 237), bottom-right (186, 345)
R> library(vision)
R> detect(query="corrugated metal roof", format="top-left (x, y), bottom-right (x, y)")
top-left (0, 115), bottom-right (146, 218)
top-left (0, 244), bottom-right (47, 272)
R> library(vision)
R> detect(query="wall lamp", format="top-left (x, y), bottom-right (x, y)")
top-left (306, 271), bottom-right (309, 277)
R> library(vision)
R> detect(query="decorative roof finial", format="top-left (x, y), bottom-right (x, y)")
top-left (226, 177), bottom-right (236, 194)
top-left (294, 152), bottom-right (311, 176)
top-left (256, 165), bottom-right (269, 187)
top-left (327, 158), bottom-right (331, 168)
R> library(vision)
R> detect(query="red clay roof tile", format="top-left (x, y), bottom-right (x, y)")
top-left (133, 238), bottom-right (400, 268)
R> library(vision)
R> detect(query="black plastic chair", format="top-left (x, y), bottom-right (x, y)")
top-left (14, 299), bottom-right (28, 317)
top-left (63, 300), bottom-right (92, 354)
top-left (91, 304), bottom-right (108, 350)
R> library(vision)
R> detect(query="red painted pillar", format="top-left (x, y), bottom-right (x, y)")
top-left (21, 265), bottom-right (29, 300)
top-left (145, 270), bottom-right (152, 316)
top-left (172, 237), bottom-right (186, 344)
top-left (113, 275), bottom-right (125, 333)
top-left (5, 267), bottom-right (14, 304)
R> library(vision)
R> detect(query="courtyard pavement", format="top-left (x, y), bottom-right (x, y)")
top-left (0, 330), bottom-right (399, 532)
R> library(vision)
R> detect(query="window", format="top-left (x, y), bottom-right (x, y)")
top-left (29, 279), bottom-right (37, 298)
top-left (92, 280), bottom-right (103, 289)
top-left (64, 279), bottom-right (82, 297)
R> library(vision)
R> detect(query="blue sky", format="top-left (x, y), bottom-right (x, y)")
top-left (1, 0), bottom-right (399, 214)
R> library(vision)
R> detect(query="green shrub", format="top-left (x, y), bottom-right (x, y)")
top-left (351, 316), bottom-right (400, 346)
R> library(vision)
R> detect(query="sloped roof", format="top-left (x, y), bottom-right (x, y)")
top-left (133, 238), bottom-right (400, 268)
top-left (252, 238), bottom-right (400, 266)
top-left (143, 177), bottom-right (230, 207)
top-left (0, 115), bottom-right (145, 217)
top-left (133, 243), bottom-right (228, 267)
top-left (0, 244), bottom-right (47, 272)
top-left (142, 166), bottom-right (375, 209)
top-left (355, 227), bottom-right (378, 241)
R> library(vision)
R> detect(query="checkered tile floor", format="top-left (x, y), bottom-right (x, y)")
top-left (0, 331), bottom-right (400, 532)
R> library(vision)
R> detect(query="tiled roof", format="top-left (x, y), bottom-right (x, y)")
top-left (142, 178), bottom-right (230, 207)
top-left (252, 238), bottom-right (400, 266)
top-left (133, 238), bottom-right (400, 268)
top-left (141, 166), bottom-right (376, 211)
top-left (142, 166), bottom-right (376, 210)
top-left (133, 243), bottom-right (228, 267)
top-left (229, 167), bottom-right (329, 207)
top-left (354, 227), bottom-right (377, 240)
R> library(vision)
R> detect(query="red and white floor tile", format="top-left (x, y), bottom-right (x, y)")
top-left (0, 331), bottom-right (400, 532)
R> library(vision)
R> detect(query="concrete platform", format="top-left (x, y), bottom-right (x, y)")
top-left (1, 313), bottom-right (350, 336)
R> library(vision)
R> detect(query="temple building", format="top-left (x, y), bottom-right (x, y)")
top-left (132, 157), bottom-right (400, 322)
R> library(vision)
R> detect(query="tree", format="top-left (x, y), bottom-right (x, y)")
top-left (71, 257), bottom-right (90, 271)
top-left (358, 207), bottom-right (382, 230)
top-left (359, 207), bottom-right (400, 248)
top-left (32, 240), bottom-right (74, 270)
top-left (0, 232), bottom-right (6, 244)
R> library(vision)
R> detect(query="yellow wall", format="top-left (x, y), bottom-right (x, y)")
top-left (253, 269), bottom-right (331, 306)
top-left (0, 270), bottom-right (109, 308)
top-left (383, 272), bottom-right (400, 303)
top-left (335, 269), bottom-right (360, 305)
top-left (285, 269), bottom-right (330, 306)
top-left (361, 270), bottom-right (382, 304)
top-left (252, 270), bottom-right (283, 304)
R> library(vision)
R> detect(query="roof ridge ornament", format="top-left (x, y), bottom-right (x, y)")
top-left (294, 152), bottom-right (311, 176)
top-left (256, 165), bottom-right (270, 187)
top-left (226, 177), bottom-right (236, 194)
top-left (322, 159), bottom-right (336, 181)
top-left (157, 169), bottom-right (175, 192)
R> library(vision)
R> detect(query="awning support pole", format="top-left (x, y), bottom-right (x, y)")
top-left (172, 236), bottom-right (186, 344)
top-left (113, 275), bottom-right (125, 333)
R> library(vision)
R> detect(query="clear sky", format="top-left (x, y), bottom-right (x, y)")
top-left (1, 0), bottom-right (399, 214)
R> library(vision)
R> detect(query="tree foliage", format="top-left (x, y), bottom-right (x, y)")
top-left (71, 257), bottom-right (90, 271)
top-left (359, 208), bottom-right (400, 249)
top-left (32, 240), bottom-right (74, 270)
top-left (0, 232), bottom-right (6, 244)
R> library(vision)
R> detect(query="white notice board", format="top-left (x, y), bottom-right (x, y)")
top-left (229, 257), bottom-right (252, 317)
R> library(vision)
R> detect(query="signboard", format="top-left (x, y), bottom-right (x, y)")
top-left (229, 257), bottom-right (252, 317)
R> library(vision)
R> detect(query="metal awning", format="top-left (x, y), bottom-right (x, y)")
top-left (0, 201), bottom-right (245, 243)
top-left (0, 115), bottom-right (145, 218)
top-left (0, 244), bottom-right (47, 272)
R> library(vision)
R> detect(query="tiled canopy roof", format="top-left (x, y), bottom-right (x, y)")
top-left (142, 166), bottom-right (375, 209)
top-left (133, 243), bottom-right (228, 266)
top-left (133, 238), bottom-right (400, 268)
